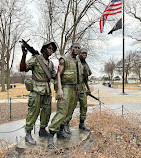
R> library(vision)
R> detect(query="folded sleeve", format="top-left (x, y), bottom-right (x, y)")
top-left (25, 56), bottom-right (36, 72)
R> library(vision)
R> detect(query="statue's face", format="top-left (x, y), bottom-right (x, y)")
top-left (44, 44), bottom-right (54, 56)
top-left (79, 51), bottom-right (87, 60)
top-left (71, 43), bottom-right (81, 57)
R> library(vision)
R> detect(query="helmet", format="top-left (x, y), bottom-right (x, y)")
top-left (80, 48), bottom-right (88, 54)
top-left (41, 41), bottom-right (57, 53)
top-left (71, 42), bottom-right (81, 49)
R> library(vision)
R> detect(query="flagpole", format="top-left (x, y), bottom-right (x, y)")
top-left (122, 0), bottom-right (125, 94)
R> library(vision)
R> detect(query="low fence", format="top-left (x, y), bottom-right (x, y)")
top-left (0, 95), bottom-right (140, 134)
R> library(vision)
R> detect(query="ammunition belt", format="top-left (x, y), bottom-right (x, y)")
top-left (32, 75), bottom-right (48, 82)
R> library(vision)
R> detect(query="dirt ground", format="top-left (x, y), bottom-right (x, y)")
top-left (0, 84), bottom-right (57, 124)
top-left (0, 84), bottom-right (141, 157)
top-left (0, 102), bottom-right (95, 125)
top-left (0, 102), bottom-right (58, 125)
top-left (2, 110), bottom-right (141, 158)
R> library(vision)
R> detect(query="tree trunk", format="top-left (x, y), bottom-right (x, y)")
top-left (72, 0), bottom-right (77, 43)
top-left (125, 72), bottom-right (128, 84)
top-left (6, 61), bottom-right (10, 90)
top-left (139, 74), bottom-right (141, 83)
top-left (6, 49), bottom-right (11, 90)
top-left (1, 52), bottom-right (5, 91)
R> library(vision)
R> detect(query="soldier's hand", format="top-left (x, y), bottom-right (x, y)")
top-left (87, 90), bottom-right (91, 95)
top-left (21, 45), bottom-right (27, 55)
top-left (57, 88), bottom-right (64, 99)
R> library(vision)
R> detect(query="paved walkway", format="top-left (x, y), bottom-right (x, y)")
top-left (0, 84), bottom-right (141, 145)
top-left (0, 97), bottom-right (56, 103)
top-left (88, 84), bottom-right (141, 105)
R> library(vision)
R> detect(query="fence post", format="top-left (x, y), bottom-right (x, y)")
top-left (122, 105), bottom-right (124, 116)
top-left (10, 97), bottom-right (12, 120)
top-left (16, 136), bottom-right (18, 144)
top-left (98, 90), bottom-right (99, 98)
top-left (22, 90), bottom-right (24, 98)
top-left (98, 90), bottom-right (101, 114)
top-left (100, 101), bottom-right (101, 114)
top-left (7, 92), bottom-right (9, 103)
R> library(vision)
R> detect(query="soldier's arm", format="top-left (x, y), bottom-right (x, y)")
top-left (85, 82), bottom-right (91, 93)
top-left (51, 62), bottom-right (57, 80)
top-left (84, 63), bottom-right (92, 93)
top-left (57, 58), bottom-right (65, 99)
top-left (20, 46), bottom-right (27, 71)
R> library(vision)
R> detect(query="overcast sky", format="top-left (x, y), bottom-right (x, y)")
top-left (13, 0), bottom-right (140, 78)
top-left (88, 0), bottom-right (141, 77)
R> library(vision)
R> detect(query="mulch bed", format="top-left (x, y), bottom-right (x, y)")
top-left (0, 103), bottom-right (28, 125)
top-left (0, 101), bottom-right (95, 125)
top-left (0, 102), bottom-right (57, 125)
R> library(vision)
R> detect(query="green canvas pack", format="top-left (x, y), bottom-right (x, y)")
top-left (24, 78), bottom-right (33, 91)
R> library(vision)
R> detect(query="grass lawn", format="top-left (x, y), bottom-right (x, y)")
top-left (113, 82), bottom-right (141, 90)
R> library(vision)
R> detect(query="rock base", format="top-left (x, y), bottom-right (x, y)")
top-left (8, 126), bottom-right (91, 157)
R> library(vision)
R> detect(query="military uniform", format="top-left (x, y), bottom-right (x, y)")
top-left (49, 54), bottom-right (83, 132)
top-left (63, 58), bottom-right (92, 125)
top-left (79, 61), bottom-right (92, 121)
top-left (25, 54), bottom-right (56, 131)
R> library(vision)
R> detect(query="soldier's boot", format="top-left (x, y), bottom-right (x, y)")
top-left (57, 125), bottom-right (71, 139)
top-left (64, 123), bottom-right (72, 135)
top-left (79, 120), bottom-right (90, 132)
top-left (25, 130), bottom-right (36, 145)
top-left (39, 128), bottom-right (49, 137)
top-left (48, 131), bottom-right (55, 149)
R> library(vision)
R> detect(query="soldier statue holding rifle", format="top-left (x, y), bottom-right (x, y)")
top-left (20, 40), bottom-right (57, 145)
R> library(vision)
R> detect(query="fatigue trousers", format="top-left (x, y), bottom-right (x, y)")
top-left (25, 91), bottom-right (51, 131)
top-left (49, 85), bottom-right (77, 132)
top-left (63, 83), bottom-right (88, 124)
top-left (79, 92), bottom-right (87, 121)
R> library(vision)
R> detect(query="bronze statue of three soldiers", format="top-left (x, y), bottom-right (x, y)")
top-left (20, 41), bottom-right (92, 146)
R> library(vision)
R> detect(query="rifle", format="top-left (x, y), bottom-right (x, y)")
top-left (86, 91), bottom-right (104, 104)
top-left (19, 39), bottom-right (51, 81)
top-left (19, 39), bottom-right (39, 55)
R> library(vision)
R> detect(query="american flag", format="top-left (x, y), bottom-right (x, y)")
top-left (100, 0), bottom-right (122, 33)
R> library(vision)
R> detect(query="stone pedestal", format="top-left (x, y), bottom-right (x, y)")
top-left (13, 126), bottom-right (90, 155)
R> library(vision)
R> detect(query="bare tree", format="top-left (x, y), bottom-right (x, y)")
top-left (10, 70), bottom-right (31, 84)
top-left (116, 51), bottom-right (137, 84)
top-left (104, 59), bottom-right (116, 81)
top-left (0, 0), bottom-right (30, 91)
top-left (35, 0), bottom-right (104, 56)
top-left (126, 0), bottom-right (141, 43)
top-left (132, 51), bottom-right (141, 82)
